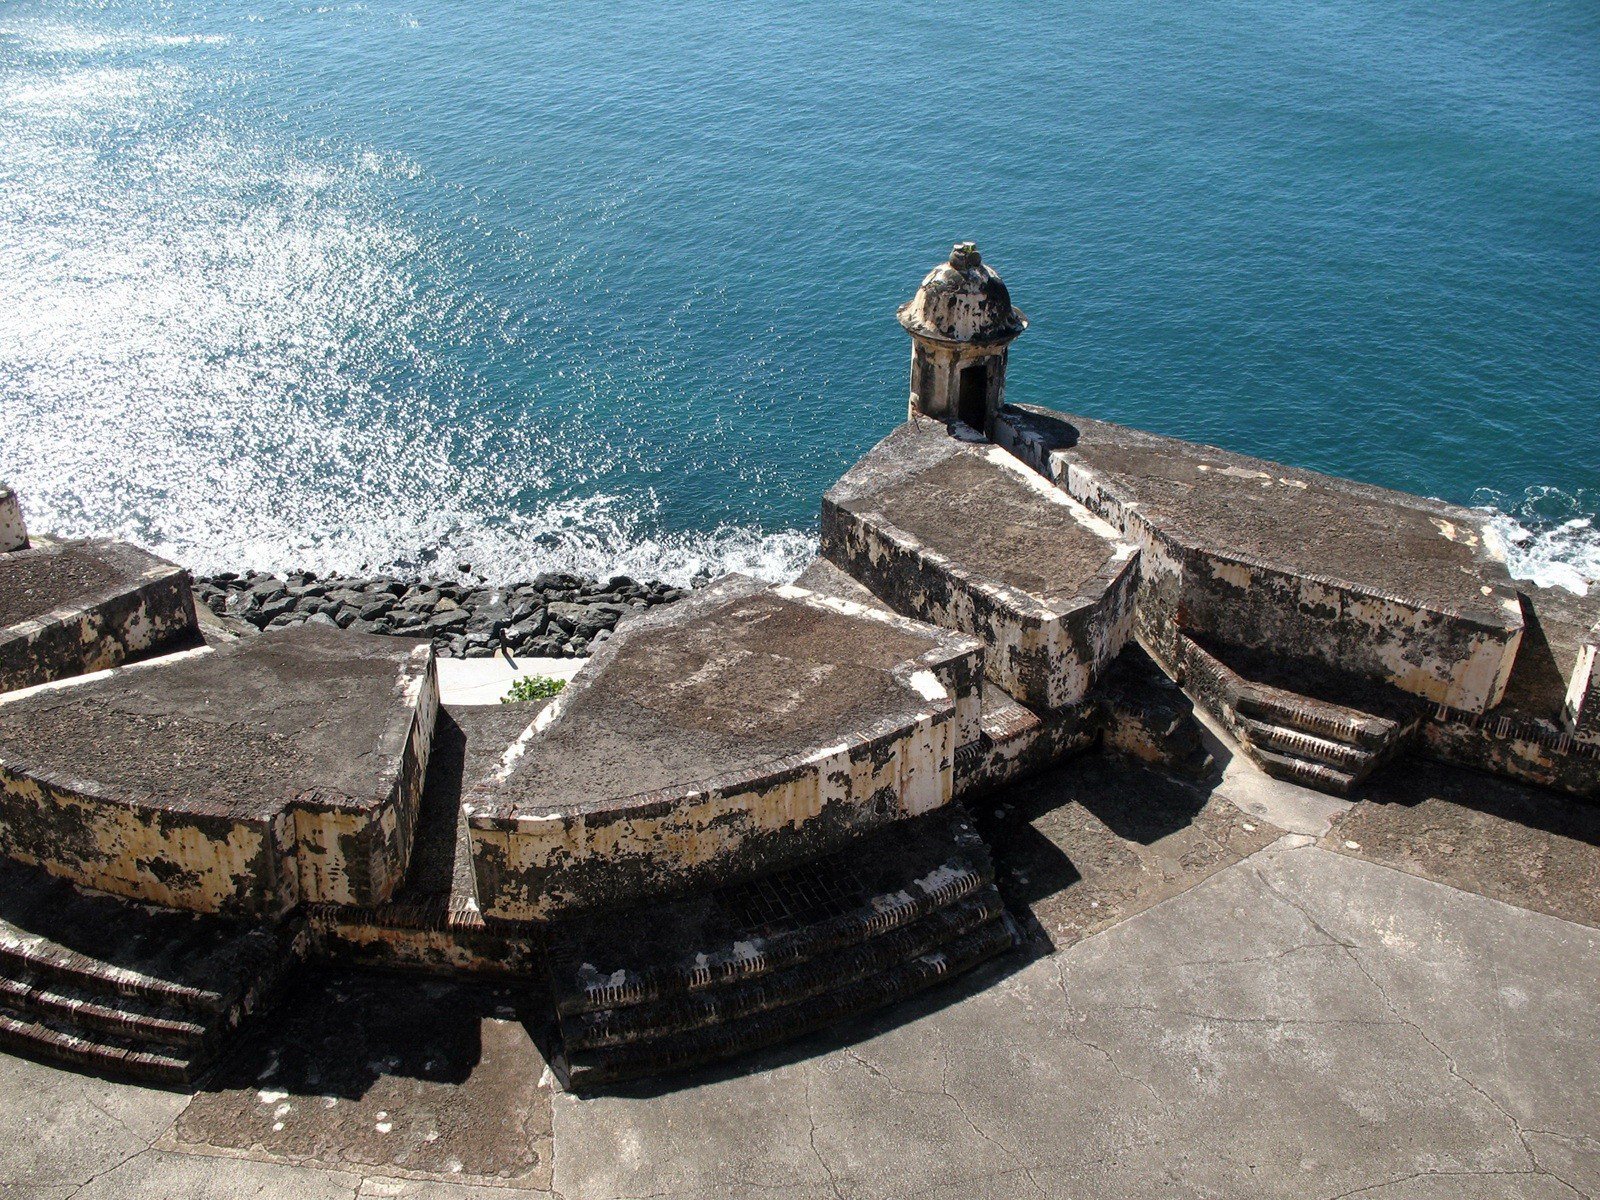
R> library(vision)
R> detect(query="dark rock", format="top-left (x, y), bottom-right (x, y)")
top-left (256, 596), bottom-right (294, 622)
top-left (398, 588), bottom-right (441, 611)
top-left (467, 603), bottom-right (512, 636)
top-left (425, 609), bottom-right (470, 633)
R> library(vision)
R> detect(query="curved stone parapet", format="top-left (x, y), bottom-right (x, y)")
top-left (820, 419), bottom-right (1140, 711)
top-left (465, 575), bottom-right (984, 922)
top-left (0, 625), bottom-right (438, 917)
top-left (996, 405), bottom-right (1526, 715)
top-left (0, 538), bottom-right (199, 694)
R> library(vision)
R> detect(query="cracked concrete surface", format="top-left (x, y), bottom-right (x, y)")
top-left (2, 821), bottom-right (1596, 1198)
top-left (541, 835), bottom-right (1597, 1200)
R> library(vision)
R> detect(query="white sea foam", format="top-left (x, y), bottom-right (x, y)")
top-left (0, 16), bottom-right (824, 588)
top-left (1477, 487), bottom-right (1600, 598)
top-left (2, 14), bottom-right (1592, 598)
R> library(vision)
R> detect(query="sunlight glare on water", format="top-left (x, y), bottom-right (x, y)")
top-left (1, 1), bottom-right (1595, 589)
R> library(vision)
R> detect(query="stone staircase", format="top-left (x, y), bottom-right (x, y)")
top-left (546, 808), bottom-right (1012, 1089)
top-left (1172, 633), bottom-right (1421, 795)
top-left (0, 856), bottom-right (304, 1084)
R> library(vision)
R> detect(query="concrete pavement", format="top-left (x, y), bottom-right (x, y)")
top-left (3, 751), bottom-right (1597, 1200)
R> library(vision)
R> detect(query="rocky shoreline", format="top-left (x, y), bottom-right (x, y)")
top-left (193, 569), bottom-right (689, 658)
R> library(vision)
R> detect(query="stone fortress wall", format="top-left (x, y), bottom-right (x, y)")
top-left (0, 242), bottom-right (1593, 1088)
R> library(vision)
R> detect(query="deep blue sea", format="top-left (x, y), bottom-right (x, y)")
top-left (2, 1), bottom-right (1596, 590)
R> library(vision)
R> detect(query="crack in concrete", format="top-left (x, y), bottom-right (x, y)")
top-left (1052, 957), bottom-right (1168, 1110)
top-left (1321, 1166), bottom-right (1586, 1200)
top-left (802, 1066), bottom-right (847, 1200)
top-left (934, 1028), bottom-right (1046, 1198)
top-left (1251, 858), bottom-right (1593, 1200)
top-left (60, 1145), bottom-right (151, 1200)
top-left (1168, 940), bottom-right (1344, 971)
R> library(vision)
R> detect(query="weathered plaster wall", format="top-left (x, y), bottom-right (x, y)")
top-left (993, 406), bottom-right (1525, 715)
top-left (292, 649), bottom-right (437, 907)
top-left (0, 643), bottom-right (438, 917)
top-left (820, 488), bottom-right (1138, 711)
top-left (1565, 620), bottom-right (1600, 742)
top-left (908, 340), bottom-right (1010, 432)
top-left (467, 701), bottom-right (958, 922)
top-left (0, 487), bottom-right (26, 554)
top-left (0, 751), bottom-right (297, 917)
top-left (0, 549), bottom-right (198, 694)
top-left (1423, 704), bottom-right (1600, 797)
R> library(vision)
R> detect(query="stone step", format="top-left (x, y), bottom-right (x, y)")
top-left (0, 858), bottom-right (295, 1015)
top-left (0, 537), bottom-right (198, 694)
top-left (1247, 748), bottom-right (1361, 796)
top-left (1169, 631), bottom-right (1420, 795)
top-left (0, 1002), bottom-right (198, 1085)
top-left (1232, 685), bottom-right (1402, 750)
top-left (563, 887), bottom-right (1005, 1053)
top-left (563, 919), bottom-right (1015, 1090)
top-left (548, 807), bottom-right (1015, 1089)
top-left (1235, 715), bottom-right (1377, 773)
top-left (0, 857), bottom-right (303, 1080)
top-left (821, 419), bottom-right (1139, 711)
top-left (0, 972), bottom-right (209, 1051)
top-left (547, 808), bottom-right (996, 1016)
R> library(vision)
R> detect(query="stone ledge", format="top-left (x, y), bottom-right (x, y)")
top-left (0, 626), bottom-right (438, 916)
top-left (997, 405), bottom-right (1526, 714)
top-left (465, 575), bottom-right (985, 922)
top-left (0, 538), bottom-right (198, 694)
top-left (821, 419), bottom-right (1139, 710)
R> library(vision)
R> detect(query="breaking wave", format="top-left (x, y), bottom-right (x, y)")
top-left (0, 12), bottom-right (816, 589)
top-left (1478, 487), bottom-right (1600, 598)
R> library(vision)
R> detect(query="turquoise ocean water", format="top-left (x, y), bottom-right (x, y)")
top-left (1, 1), bottom-right (1596, 590)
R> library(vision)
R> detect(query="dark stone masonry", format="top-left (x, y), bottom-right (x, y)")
top-left (0, 241), bottom-right (1595, 1129)
top-left (193, 568), bottom-right (689, 658)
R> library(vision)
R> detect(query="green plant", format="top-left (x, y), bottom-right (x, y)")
top-left (502, 674), bottom-right (567, 703)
